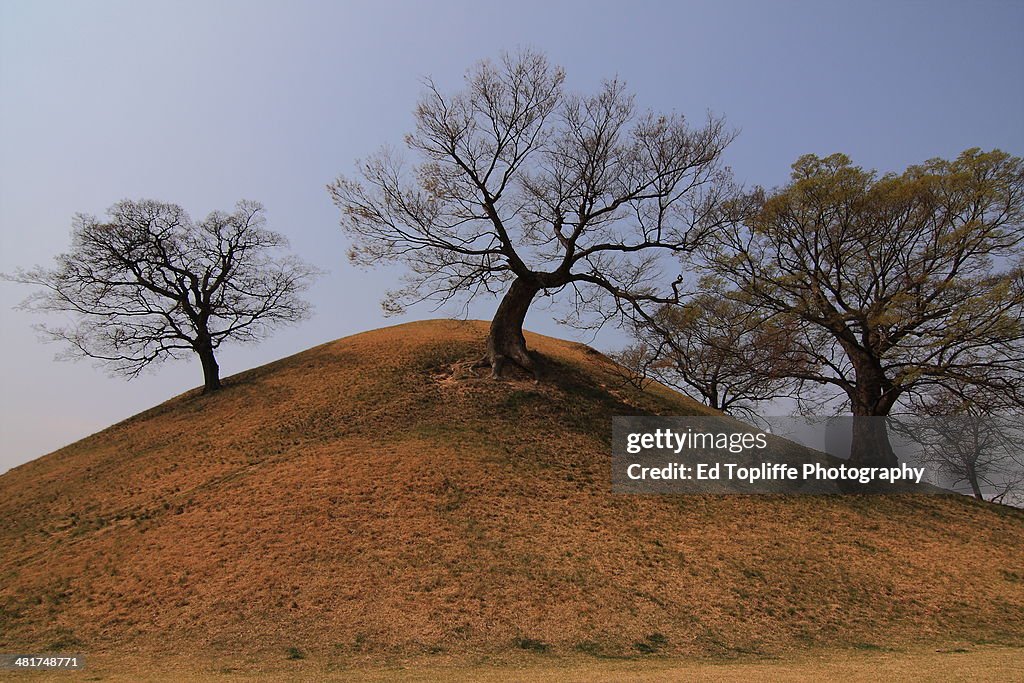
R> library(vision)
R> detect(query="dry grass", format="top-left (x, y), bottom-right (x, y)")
top-left (0, 320), bottom-right (1022, 674)
top-left (7, 646), bottom-right (1024, 681)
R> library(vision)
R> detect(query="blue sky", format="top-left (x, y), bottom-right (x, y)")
top-left (1, 0), bottom-right (1022, 471)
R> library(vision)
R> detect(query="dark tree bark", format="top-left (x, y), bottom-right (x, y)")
top-left (849, 412), bottom-right (898, 467)
top-left (197, 342), bottom-right (221, 393)
top-left (484, 277), bottom-right (541, 379)
top-left (966, 462), bottom-right (985, 500)
top-left (847, 359), bottom-right (899, 466)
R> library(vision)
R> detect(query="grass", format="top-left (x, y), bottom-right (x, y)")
top-left (12, 646), bottom-right (1024, 681)
top-left (632, 633), bottom-right (669, 655)
top-left (0, 319), bottom-right (1022, 663)
top-left (514, 637), bottom-right (551, 653)
top-left (46, 627), bottom-right (83, 650)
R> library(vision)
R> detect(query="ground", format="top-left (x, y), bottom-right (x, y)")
top-left (5, 647), bottom-right (1023, 681)
top-left (1, 320), bottom-right (1021, 679)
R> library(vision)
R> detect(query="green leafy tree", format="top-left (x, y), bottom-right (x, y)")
top-left (706, 149), bottom-right (1024, 465)
top-left (617, 291), bottom-right (799, 420)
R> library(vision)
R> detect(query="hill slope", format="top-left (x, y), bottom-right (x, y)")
top-left (1, 320), bottom-right (1022, 663)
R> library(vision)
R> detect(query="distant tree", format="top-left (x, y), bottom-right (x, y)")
top-left (329, 50), bottom-right (737, 378)
top-left (705, 150), bottom-right (1024, 465)
top-left (616, 291), bottom-right (798, 420)
top-left (7, 199), bottom-right (318, 393)
top-left (892, 387), bottom-right (1024, 504)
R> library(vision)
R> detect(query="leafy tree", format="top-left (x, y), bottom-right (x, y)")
top-left (706, 149), bottom-right (1024, 465)
top-left (616, 292), bottom-right (798, 420)
top-left (7, 199), bottom-right (318, 393)
top-left (329, 50), bottom-right (737, 378)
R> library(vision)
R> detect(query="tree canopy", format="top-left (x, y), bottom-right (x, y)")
top-left (329, 50), bottom-right (738, 377)
top-left (618, 292), bottom-right (798, 419)
top-left (703, 148), bottom-right (1024, 464)
top-left (9, 199), bottom-right (318, 392)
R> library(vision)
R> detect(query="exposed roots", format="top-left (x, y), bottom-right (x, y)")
top-left (482, 340), bottom-right (541, 381)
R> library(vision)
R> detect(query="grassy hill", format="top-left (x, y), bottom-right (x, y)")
top-left (1, 319), bottom-right (1022, 670)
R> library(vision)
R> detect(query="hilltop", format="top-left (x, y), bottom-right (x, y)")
top-left (1, 320), bottom-right (1022, 671)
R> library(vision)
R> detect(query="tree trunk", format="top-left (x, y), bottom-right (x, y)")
top-left (846, 354), bottom-right (898, 467)
top-left (849, 406), bottom-right (898, 467)
top-left (965, 461), bottom-right (985, 500)
top-left (197, 344), bottom-right (221, 393)
top-left (485, 277), bottom-right (541, 379)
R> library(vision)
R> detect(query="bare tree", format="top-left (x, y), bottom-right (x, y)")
top-left (893, 388), bottom-right (1024, 505)
top-left (7, 199), bottom-right (319, 393)
top-left (329, 50), bottom-right (737, 378)
top-left (705, 150), bottom-right (1024, 465)
top-left (616, 292), bottom-right (798, 420)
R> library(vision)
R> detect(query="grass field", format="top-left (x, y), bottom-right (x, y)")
top-left (7, 646), bottom-right (1023, 681)
top-left (2, 320), bottom-right (1022, 672)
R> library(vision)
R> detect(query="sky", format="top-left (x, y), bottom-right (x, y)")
top-left (1, 0), bottom-right (1022, 473)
